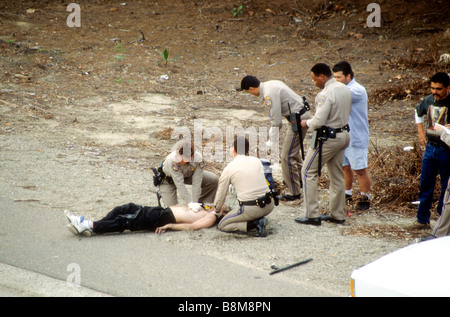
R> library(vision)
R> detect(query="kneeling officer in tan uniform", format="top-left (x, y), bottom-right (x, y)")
top-left (156, 140), bottom-right (218, 208)
top-left (214, 136), bottom-right (277, 237)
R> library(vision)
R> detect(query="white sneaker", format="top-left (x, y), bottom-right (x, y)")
top-left (64, 210), bottom-right (78, 224)
top-left (64, 210), bottom-right (92, 236)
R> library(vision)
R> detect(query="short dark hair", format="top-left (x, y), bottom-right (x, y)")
top-left (240, 75), bottom-right (260, 91)
top-left (311, 63), bottom-right (332, 77)
top-left (430, 72), bottom-right (450, 87)
top-left (233, 135), bottom-right (249, 155)
top-left (332, 61), bottom-right (354, 79)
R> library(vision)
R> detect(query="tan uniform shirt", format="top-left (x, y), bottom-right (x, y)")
top-left (162, 151), bottom-right (205, 203)
top-left (214, 155), bottom-right (269, 211)
top-left (260, 80), bottom-right (311, 141)
top-left (306, 78), bottom-right (352, 130)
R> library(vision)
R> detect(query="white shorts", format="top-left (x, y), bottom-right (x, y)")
top-left (342, 146), bottom-right (368, 170)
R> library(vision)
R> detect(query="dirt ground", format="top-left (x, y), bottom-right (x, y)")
top-left (1, 0), bottom-right (450, 296)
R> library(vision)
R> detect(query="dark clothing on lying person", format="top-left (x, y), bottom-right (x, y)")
top-left (92, 203), bottom-right (175, 234)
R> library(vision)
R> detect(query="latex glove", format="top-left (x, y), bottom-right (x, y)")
top-left (267, 127), bottom-right (274, 149)
top-left (188, 202), bottom-right (202, 212)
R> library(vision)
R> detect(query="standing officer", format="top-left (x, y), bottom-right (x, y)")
top-left (240, 75), bottom-right (311, 202)
top-left (295, 63), bottom-right (352, 226)
top-left (214, 135), bottom-right (276, 237)
top-left (157, 140), bottom-right (218, 207)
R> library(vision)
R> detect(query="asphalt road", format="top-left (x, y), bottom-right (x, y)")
top-left (0, 196), bottom-right (339, 298)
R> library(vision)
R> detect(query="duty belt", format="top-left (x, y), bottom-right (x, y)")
top-left (332, 125), bottom-right (350, 133)
top-left (239, 192), bottom-right (278, 208)
top-left (315, 125), bottom-right (350, 177)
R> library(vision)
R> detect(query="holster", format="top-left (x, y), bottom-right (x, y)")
top-left (288, 96), bottom-right (310, 133)
top-left (152, 162), bottom-right (173, 207)
top-left (288, 96), bottom-right (310, 159)
top-left (152, 167), bottom-right (163, 186)
top-left (152, 161), bottom-right (174, 186)
top-left (312, 126), bottom-right (330, 149)
top-left (290, 112), bottom-right (302, 132)
top-left (312, 126), bottom-right (329, 177)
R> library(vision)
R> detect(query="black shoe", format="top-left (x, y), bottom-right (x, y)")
top-left (345, 194), bottom-right (353, 202)
top-left (356, 197), bottom-right (370, 211)
top-left (295, 217), bottom-right (321, 226)
top-left (278, 194), bottom-right (301, 201)
top-left (254, 217), bottom-right (268, 237)
top-left (320, 215), bottom-right (345, 224)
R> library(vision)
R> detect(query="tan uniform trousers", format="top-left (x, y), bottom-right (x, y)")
top-left (159, 170), bottom-right (218, 207)
top-left (218, 201), bottom-right (274, 233)
top-left (302, 131), bottom-right (349, 220)
top-left (281, 126), bottom-right (308, 196)
top-left (432, 178), bottom-right (450, 237)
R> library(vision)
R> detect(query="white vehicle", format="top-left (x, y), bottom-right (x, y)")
top-left (350, 236), bottom-right (450, 297)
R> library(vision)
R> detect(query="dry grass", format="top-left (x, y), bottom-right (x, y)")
top-left (368, 142), bottom-right (441, 214)
top-left (340, 224), bottom-right (426, 240)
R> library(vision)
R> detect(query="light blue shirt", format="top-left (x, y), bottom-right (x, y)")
top-left (347, 79), bottom-right (369, 148)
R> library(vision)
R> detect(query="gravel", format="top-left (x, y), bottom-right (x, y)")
top-left (0, 116), bottom-right (413, 296)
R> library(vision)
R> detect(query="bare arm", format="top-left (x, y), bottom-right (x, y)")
top-left (415, 108), bottom-right (426, 147)
top-left (155, 213), bottom-right (217, 234)
top-left (417, 122), bottom-right (426, 147)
